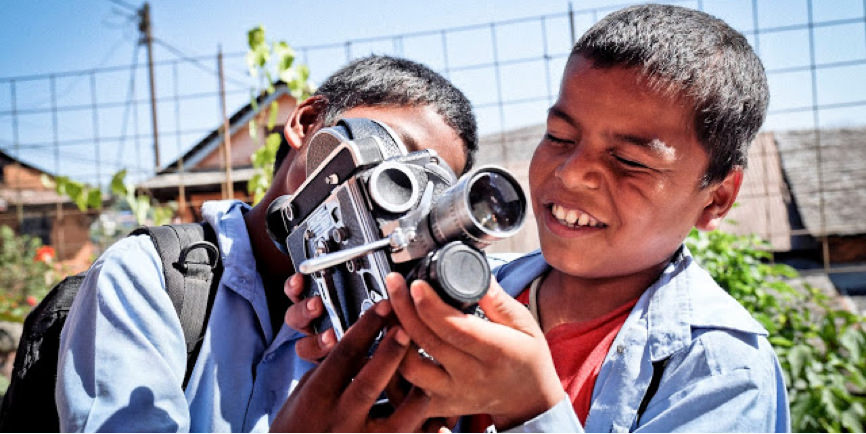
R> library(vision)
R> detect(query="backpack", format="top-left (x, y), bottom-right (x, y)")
top-left (0, 222), bottom-right (223, 433)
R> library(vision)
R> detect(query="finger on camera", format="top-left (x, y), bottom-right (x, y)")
top-left (316, 300), bottom-right (392, 396)
top-left (284, 296), bottom-right (324, 335)
top-left (283, 273), bottom-right (306, 303)
top-left (386, 273), bottom-right (461, 365)
top-left (338, 325), bottom-right (411, 418)
top-left (295, 330), bottom-right (336, 362)
top-left (407, 279), bottom-right (490, 359)
top-left (398, 346), bottom-right (452, 396)
top-left (476, 276), bottom-right (540, 335)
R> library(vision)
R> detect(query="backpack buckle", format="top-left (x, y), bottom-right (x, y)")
top-left (178, 241), bottom-right (220, 270)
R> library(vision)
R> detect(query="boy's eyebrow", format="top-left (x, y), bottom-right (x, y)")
top-left (614, 133), bottom-right (677, 159)
top-left (547, 105), bottom-right (577, 127)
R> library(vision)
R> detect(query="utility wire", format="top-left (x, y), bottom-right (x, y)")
top-left (152, 38), bottom-right (250, 88)
top-left (106, 0), bottom-right (138, 13)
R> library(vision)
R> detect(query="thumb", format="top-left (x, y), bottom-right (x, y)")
top-left (477, 276), bottom-right (540, 336)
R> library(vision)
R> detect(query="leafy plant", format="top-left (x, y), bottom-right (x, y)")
top-left (109, 170), bottom-right (175, 226)
top-left (43, 170), bottom-right (174, 227)
top-left (43, 175), bottom-right (103, 212)
top-left (245, 25), bottom-right (315, 204)
top-left (0, 226), bottom-right (59, 322)
top-left (687, 229), bottom-right (866, 432)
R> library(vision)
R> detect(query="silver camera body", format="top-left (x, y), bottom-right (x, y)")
top-left (267, 118), bottom-right (526, 339)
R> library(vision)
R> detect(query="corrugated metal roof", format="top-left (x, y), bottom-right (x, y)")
top-left (775, 128), bottom-right (866, 237)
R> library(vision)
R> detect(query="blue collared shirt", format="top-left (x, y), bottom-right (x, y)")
top-left (57, 199), bottom-right (790, 432)
top-left (57, 200), bottom-right (315, 432)
top-left (493, 249), bottom-right (791, 433)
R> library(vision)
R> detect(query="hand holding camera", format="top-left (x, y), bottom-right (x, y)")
top-left (268, 118), bottom-right (526, 340)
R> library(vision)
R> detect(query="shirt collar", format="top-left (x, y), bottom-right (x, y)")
top-left (495, 245), bottom-right (768, 361)
top-left (202, 200), bottom-right (261, 300)
top-left (632, 245), bottom-right (768, 361)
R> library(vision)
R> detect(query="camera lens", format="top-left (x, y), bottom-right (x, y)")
top-left (429, 166), bottom-right (526, 248)
top-left (426, 241), bottom-right (490, 310)
top-left (368, 162), bottom-right (420, 214)
top-left (468, 172), bottom-right (524, 234)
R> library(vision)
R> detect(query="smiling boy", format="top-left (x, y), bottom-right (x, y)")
top-left (387, 4), bottom-right (790, 432)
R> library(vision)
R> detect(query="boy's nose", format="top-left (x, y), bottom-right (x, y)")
top-left (554, 147), bottom-right (603, 191)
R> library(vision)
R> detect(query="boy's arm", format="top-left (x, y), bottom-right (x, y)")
top-left (57, 235), bottom-right (190, 432)
top-left (386, 272), bottom-right (570, 431)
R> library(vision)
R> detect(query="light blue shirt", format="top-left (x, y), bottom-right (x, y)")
top-left (493, 249), bottom-right (791, 433)
top-left (57, 200), bottom-right (315, 432)
top-left (57, 198), bottom-right (790, 432)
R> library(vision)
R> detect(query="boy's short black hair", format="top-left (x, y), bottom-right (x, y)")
top-left (275, 55), bottom-right (477, 175)
top-left (573, 4), bottom-right (769, 187)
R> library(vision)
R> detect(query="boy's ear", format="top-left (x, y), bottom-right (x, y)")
top-left (695, 168), bottom-right (743, 231)
top-left (284, 95), bottom-right (327, 150)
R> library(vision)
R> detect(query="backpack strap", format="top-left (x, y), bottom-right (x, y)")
top-left (131, 222), bottom-right (222, 388)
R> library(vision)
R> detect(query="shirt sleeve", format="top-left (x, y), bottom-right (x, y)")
top-left (501, 396), bottom-right (583, 433)
top-left (635, 329), bottom-right (791, 433)
top-left (56, 235), bottom-right (190, 432)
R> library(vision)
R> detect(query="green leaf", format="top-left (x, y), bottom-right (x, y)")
top-left (86, 189), bottom-right (102, 209)
top-left (247, 26), bottom-right (266, 50)
top-left (839, 327), bottom-right (864, 361)
top-left (787, 345), bottom-right (812, 378)
top-left (110, 169), bottom-right (128, 196)
top-left (267, 100), bottom-right (279, 130)
top-left (273, 41), bottom-right (295, 73)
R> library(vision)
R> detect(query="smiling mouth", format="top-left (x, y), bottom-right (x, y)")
top-left (548, 203), bottom-right (606, 229)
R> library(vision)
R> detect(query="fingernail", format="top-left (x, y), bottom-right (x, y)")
top-left (306, 297), bottom-right (317, 311)
top-left (410, 282), bottom-right (425, 300)
top-left (393, 326), bottom-right (409, 346)
top-left (320, 330), bottom-right (335, 347)
top-left (438, 427), bottom-right (452, 434)
top-left (375, 300), bottom-right (392, 317)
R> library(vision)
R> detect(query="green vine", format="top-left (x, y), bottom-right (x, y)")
top-left (245, 25), bottom-right (314, 204)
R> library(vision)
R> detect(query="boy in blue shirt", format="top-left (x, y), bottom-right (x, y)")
top-left (381, 4), bottom-right (790, 432)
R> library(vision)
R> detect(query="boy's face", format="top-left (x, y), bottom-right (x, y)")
top-left (529, 56), bottom-right (721, 280)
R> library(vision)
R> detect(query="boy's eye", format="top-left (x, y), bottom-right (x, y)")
top-left (545, 133), bottom-right (572, 145)
top-left (614, 154), bottom-right (650, 170)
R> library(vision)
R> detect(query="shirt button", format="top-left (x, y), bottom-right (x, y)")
top-left (616, 345), bottom-right (625, 354)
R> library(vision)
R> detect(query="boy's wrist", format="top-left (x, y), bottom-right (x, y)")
top-left (490, 387), bottom-right (566, 430)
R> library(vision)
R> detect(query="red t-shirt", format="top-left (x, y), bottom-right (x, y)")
top-left (466, 287), bottom-right (637, 431)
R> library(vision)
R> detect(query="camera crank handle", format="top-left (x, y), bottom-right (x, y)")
top-left (298, 236), bottom-right (393, 275)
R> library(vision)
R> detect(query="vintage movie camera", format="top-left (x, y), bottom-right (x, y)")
top-left (266, 118), bottom-right (526, 339)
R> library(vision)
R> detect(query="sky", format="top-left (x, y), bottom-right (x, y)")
top-left (1, 0), bottom-right (865, 184)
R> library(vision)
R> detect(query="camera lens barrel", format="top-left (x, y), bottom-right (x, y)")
top-left (429, 166), bottom-right (526, 249)
top-left (419, 241), bottom-right (491, 311)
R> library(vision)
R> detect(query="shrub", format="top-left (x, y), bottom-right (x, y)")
top-left (0, 226), bottom-right (59, 322)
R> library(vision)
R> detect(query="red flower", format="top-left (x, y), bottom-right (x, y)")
top-left (34, 246), bottom-right (55, 263)
top-left (26, 295), bottom-right (38, 306)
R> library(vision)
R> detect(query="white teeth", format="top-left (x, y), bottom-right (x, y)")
top-left (577, 213), bottom-right (589, 226)
top-left (550, 204), bottom-right (603, 228)
top-left (553, 204), bottom-right (566, 220)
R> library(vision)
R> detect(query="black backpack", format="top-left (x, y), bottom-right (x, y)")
top-left (0, 222), bottom-right (223, 432)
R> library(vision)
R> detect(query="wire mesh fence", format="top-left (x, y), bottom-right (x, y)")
top-left (0, 0), bottom-right (864, 280)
